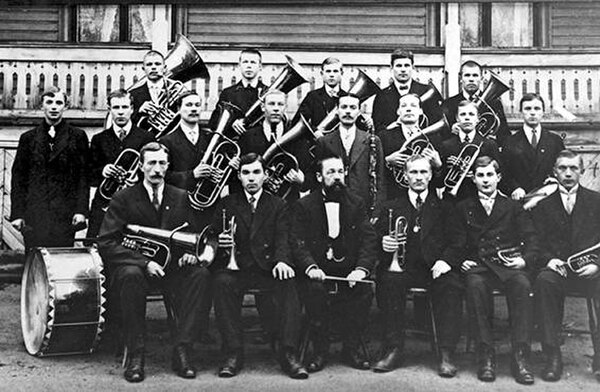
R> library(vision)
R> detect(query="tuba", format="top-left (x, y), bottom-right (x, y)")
top-left (443, 142), bottom-right (482, 197)
top-left (567, 242), bottom-right (600, 273)
top-left (472, 72), bottom-right (510, 139)
top-left (388, 209), bottom-right (408, 272)
top-left (262, 115), bottom-right (316, 198)
top-left (98, 148), bottom-right (140, 201)
top-left (242, 55), bottom-right (309, 129)
top-left (418, 82), bottom-right (444, 128)
top-left (188, 102), bottom-right (242, 210)
top-left (221, 209), bottom-right (239, 271)
top-left (122, 223), bottom-right (218, 269)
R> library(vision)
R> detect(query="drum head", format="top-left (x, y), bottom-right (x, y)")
top-left (21, 250), bottom-right (49, 356)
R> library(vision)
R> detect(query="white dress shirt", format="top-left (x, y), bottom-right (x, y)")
top-left (143, 181), bottom-right (165, 206)
top-left (179, 121), bottom-right (200, 145)
top-left (478, 190), bottom-right (498, 216)
top-left (339, 125), bottom-right (357, 155)
top-left (523, 124), bottom-right (542, 146)
top-left (244, 189), bottom-right (263, 211)
top-left (394, 80), bottom-right (412, 96)
top-left (262, 120), bottom-right (284, 143)
top-left (147, 79), bottom-right (165, 103)
top-left (559, 184), bottom-right (578, 214)
top-left (408, 189), bottom-right (428, 209)
top-left (113, 121), bottom-right (133, 140)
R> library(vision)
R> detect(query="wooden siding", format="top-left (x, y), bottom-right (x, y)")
top-left (0, 7), bottom-right (60, 42)
top-left (551, 2), bottom-right (600, 48)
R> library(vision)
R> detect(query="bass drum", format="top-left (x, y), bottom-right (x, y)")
top-left (21, 247), bottom-right (106, 356)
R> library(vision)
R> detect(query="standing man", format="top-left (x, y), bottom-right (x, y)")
top-left (442, 61), bottom-right (509, 144)
top-left (444, 156), bottom-right (539, 385)
top-left (88, 89), bottom-right (154, 239)
top-left (290, 154), bottom-right (378, 372)
top-left (371, 154), bottom-right (463, 377)
top-left (211, 153), bottom-right (307, 379)
top-left (10, 87), bottom-right (89, 249)
top-left (98, 142), bottom-right (212, 382)
top-left (372, 49), bottom-right (442, 133)
top-left (532, 150), bottom-right (600, 382)
top-left (501, 93), bottom-right (564, 201)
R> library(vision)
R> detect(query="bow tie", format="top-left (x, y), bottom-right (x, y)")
top-left (560, 188), bottom-right (577, 196)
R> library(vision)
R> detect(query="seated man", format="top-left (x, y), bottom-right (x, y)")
top-left (98, 142), bottom-right (212, 383)
top-left (211, 153), bottom-right (307, 380)
top-left (532, 150), bottom-right (600, 382)
top-left (444, 156), bottom-right (540, 385)
top-left (290, 154), bottom-right (378, 372)
top-left (372, 154), bottom-right (463, 377)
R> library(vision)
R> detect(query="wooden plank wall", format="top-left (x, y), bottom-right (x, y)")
top-left (551, 2), bottom-right (600, 48)
top-left (0, 147), bottom-right (24, 251)
top-left (0, 6), bottom-right (60, 42)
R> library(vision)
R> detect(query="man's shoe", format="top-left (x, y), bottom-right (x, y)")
top-left (477, 346), bottom-right (496, 382)
top-left (592, 354), bottom-right (600, 381)
top-left (541, 347), bottom-right (562, 382)
top-left (124, 351), bottom-right (145, 383)
top-left (172, 345), bottom-right (196, 379)
top-left (218, 354), bottom-right (243, 378)
top-left (342, 348), bottom-right (370, 370)
top-left (372, 347), bottom-right (403, 373)
top-left (511, 346), bottom-right (535, 385)
top-left (438, 349), bottom-right (457, 378)
top-left (280, 349), bottom-right (309, 379)
top-left (307, 353), bottom-right (327, 373)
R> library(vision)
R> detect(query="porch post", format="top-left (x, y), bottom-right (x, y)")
top-left (445, 3), bottom-right (461, 96)
top-left (151, 5), bottom-right (170, 55)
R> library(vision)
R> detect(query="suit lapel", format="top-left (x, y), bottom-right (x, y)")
top-left (420, 194), bottom-right (438, 239)
top-left (234, 193), bottom-right (253, 235)
top-left (348, 131), bottom-right (368, 169)
top-left (326, 129), bottom-right (345, 158)
top-left (250, 193), bottom-right (270, 238)
top-left (33, 125), bottom-right (51, 160)
top-left (49, 123), bottom-right (69, 161)
top-left (571, 187), bottom-right (589, 244)
top-left (481, 196), bottom-right (509, 233)
top-left (160, 186), bottom-right (177, 229)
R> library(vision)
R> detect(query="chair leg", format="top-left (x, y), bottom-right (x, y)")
top-left (299, 321), bottom-right (312, 364)
top-left (161, 290), bottom-right (178, 342)
top-left (427, 296), bottom-right (440, 356)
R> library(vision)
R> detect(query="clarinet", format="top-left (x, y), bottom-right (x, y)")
top-left (367, 121), bottom-right (378, 218)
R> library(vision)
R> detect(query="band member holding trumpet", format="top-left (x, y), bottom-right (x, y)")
top-left (532, 150), bottom-right (600, 382)
top-left (210, 153), bottom-right (308, 379)
top-left (88, 89), bottom-right (154, 239)
top-left (444, 156), bottom-right (540, 384)
top-left (372, 154), bottom-right (463, 377)
top-left (290, 154), bottom-right (378, 372)
top-left (98, 142), bottom-right (212, 383)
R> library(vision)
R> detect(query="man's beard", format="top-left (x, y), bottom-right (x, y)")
top-left (324, 180), bottom-right (346, 200)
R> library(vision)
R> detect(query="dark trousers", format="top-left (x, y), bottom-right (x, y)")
top-left (87, 197), bottom-right (108, 240)
top-left (300, 279), bottom-right (373, 351)
top-left (465, 270), bottom-right (533, 348)
top-left (212, 269), bottom-right (302, 355)
top-left (109, 264), bottom-right (211, 350)
top-left (535, 268), bottom-right (600, 351)
top-left (377, 269), bottom-right (463, 351)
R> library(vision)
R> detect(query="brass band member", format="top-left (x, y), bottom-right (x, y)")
top-left (88, 89), bottom-right (154, 238)
top-left (10, 87), bottom-right (89, 249)
top-left (372, 154), bottom-right (462, 377)
top-left (532, 150), bottom-right (600, 382)
top-left (211, 153), bottom-right (307, 379)
top-left (444, 156), bottom-right (540, 385)
top-left (98, 142), bottom-right (211, 382)
top-left (501, 93), bottom-right (564, 201)
top-left (372, 49), bottom-right (442, 133)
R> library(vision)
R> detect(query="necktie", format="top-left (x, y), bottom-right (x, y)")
top-left (270, 124), bottom-right (278, 142)
top-left (48, 125), bottom-right (56, 139)
top-left (188, 130), bottom-right (198, 145)
top-left (464, 134), bottom-right (470, 144)
top-left (415, 194), bottom-right (423, 211)
top-left (152, 187), bottom-right (160, 211)
top-left (117, 128), bottom-right (126, 141)
top-left (249, 196), bottom-right (256, 214)
top-left (481, 197), bottom-right (494, 216)
top-left (562, 190), bottom-right (575, 214)
top-left (531, 129), bottom-right (538, 149)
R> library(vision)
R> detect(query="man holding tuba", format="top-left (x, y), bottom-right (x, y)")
top-left (98, 142), bottom-right (212, 383)
top-left (371, 154), bottom-right (463, 377)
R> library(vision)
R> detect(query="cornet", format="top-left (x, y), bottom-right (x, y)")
top-left (567, 242), bottom-right (600, 273)
top-left (221, 209), bottom-right (239, 271)
top-left (98, 148), bottom-right (140, 201)
top-left (388, 209), bottom-right (408, 272)
top-left (444, 142), bottom-right (482, 197)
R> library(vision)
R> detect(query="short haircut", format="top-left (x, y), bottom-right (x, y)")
top-left (239, 48), bottom-right (262, 62)
top-left (140, 142), bottom-right (169, 163)
top-left (107, 88), bottom-right (133, 107)
top-left (262, 89), bottom-right (286, 103)
top-left (338, 92), bottom-right (361, 102)
top-left (316, 153), bottom-right (344, 174)
top-left (519, 92), bottom-right (545, 111)
top-left (399, 93), bottom-right (422, 105)
top-left (555, 149), bottom-right (584, 170)
top-left (41, 86), bottom-right (67, 103)
top-left (321, 57), bottom-right (342, 69)
top-left (391, 49), bottom-right (414, 66)
top-left (239, 152), bottom-right (266, 172)
top-left (473, 156), bottom-right (500, 174)
top-left (176, 90), bottom-right (201, 109)
top-left (457, 99), bottom-right (478, 114)
top-left (460, 60), bottom-right (482, 73)
top-left (404, 153), bottom-right (432, 172)
top-left (143, 50), bottom-right (165, 63)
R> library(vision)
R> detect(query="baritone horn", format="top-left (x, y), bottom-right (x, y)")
top-left (98, 148), bottom-right (140, 201)
top-left (388, 209), bottom-right (408, 272)
top-left (221, 209), bottom-right (239, 271)
top-left (567, 242), bottom-right (600, 273)
top-left (444, 142), bottom-right (482, 197)
top-left (472, 72), bottom-right (510, 139)
top-left (418, 82), bottom-right (444, 128)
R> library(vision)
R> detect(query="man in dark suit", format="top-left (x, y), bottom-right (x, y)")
top-left (98, 142), bottom-right (213, 382)
top-left (313, 93), bottom-right (384, 212)
top-left (290, 154), bottom-right (378, 372)
top-left (211, 153), bottom-right (308, 379)
top-left (442, 61), bottom-right (509, 145)
top-left (10, 87), bottom-right (89, 250)
top-left (372, 49), bottom-right (442, 133)
top-left (371, 154), bottom-right (463, 377)
top-left (532, 150), bottom-right (600, 382)
top-left (501, 93), bottom-right (565, 201)
top-left (444, 156), bottom-right (540, 385)
top-left (438, 100), bottom-right (499, 202)
top-left (88, 89), bottom-right (154, 238)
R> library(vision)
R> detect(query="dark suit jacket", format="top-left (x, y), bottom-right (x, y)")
top-left (531, 186), bottom-right (600, 270)
top-left (290, 189), bottom-right (378, 277)
top-left (500, 128), bottom-right (565, 194)
top-left (98, 183), bottom-right (198, 272)
top-left (444, 194), bottom-right (540, 282)
top-left (372, 80), bottom-right (443, 133)
top-left (160, 125), bottom-right (211, 191)
top-left (313, 127), bottom-right (385, 209)
top-left (211, 191), bottom-right (291, 272)
top-left (442, 93), bottom-right (509, 144)
top-left (208, 81), bottom-right (268, 130)
top-left (10, 121), bottom-right (89, 247)
top-left (294, 86), bottom-right (346, 126)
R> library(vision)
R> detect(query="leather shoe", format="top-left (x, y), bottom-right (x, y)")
top-left (124, 351), bottom-right (145, 383)
top-left (541, 347), bottom-right (562, 382)
top-left (511, 346), bottom-right (535, 385)
top-left (342, 348), bottom-right (370, 370)
top-left (372, 347), bottom-right (403, 373)
top-left (218, 354), bottom-right (243, 378)
top-left (280, 349), bottom-right (309, 379)
top-left (172, 345), bottom-right (196, 379)
top-left (307, 353), bottom-right (327, 373)
top-left (592, 354), bottom-right (600, 381)
top-left (477, 346), bottom-right (496, 382)
top-left (438, 349), bottom-right (457, 378)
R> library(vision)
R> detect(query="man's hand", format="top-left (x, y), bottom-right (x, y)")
top-left (102, 163), bottom-right (126, 179)
top-left (511, 188), bottom-right (526, 201)
top-left (547, 258), bottom-right (567, 278)
top-left (346, 269), bottom-right (367, 288)
top-left (146, 261), bottom-right (165, 278)
top-left (446, 155), bottom-right (459, 166)
top-left (385, 150), bottom-right (409, 168)
top-left (11, 218), bottom-right (25, 232)
top-left (228, 156), bottom-right (241, 171)
top-left (461, 260), bottom-right (478, 272)
top-left (422, 147), bottom-right (442, 169)
top-left (361, 115), bottom-right (374, 130)
top-left (193, 163), bottom-right (214, 179)
top-left (231, 118), bottom-right (247, 135)
top-left (307, 267), bottom-right (326, 281)
top-left (273, 262), bottom-right (295, 280)
top-left (72, 214), bottom-right (86, 227)
top-left (382, 234), bottom-right (404, 253)
top-left (283, 169), bottom-right (304, 185)
top-left (139, 101), bottom-right (161, 116)
top-left (504, 256), bottom-right (526, 270)
top-left (577, 263), bottom-right (600, 279)
top-left (431, 260), bottom-right (451, 279)
top-left (178, 253), bottom-right (198, 267)
top-left (314, 129), bottom-right (326, 139)
top-left (451, 123), bottom-right (462, 135)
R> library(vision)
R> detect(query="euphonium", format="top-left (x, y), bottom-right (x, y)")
top-left (98, 148), bottom-right (140, 201)
top-left (444, 142), bottom-right (482, 197)
top-left (137, 77), bottom-right (187, 138)
top-left (567, 242), bottom-right (600, 272)
top-left (388, 209), bottom-right (408, 272)
top-left (472, 72), bottom-right (510, 139)
top-left (221, 209), bottom-right (239, 271)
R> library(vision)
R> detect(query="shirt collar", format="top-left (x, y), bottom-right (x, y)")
top-left (112, 121), bottom-right (132, 135)
top-left (147, 79), bottom-right (165, 90)
top-left (401, 124), bottom-right (420, 140)
top-left (339, 124), bottom-right (356, 137)
top-left (263, 120), bottom-right (283, 141)
top-left (244, 189), bottom-right (263, 204)
top-left (559, 184), bottom-right (579, 196)
top-left (460, 130), bottom-right (477, 143)
top-left (478, 190), bottom-right (498, 201)
top-left (408, 189), bottom-right (428, 206)
top-left (394, 79), bottom-right (412, 94)
top-left (142, 180), bottom-right (165, 201)
top-left (325, 84), bottom-right (340, 98)
top-left (462, 89), bottom-right (479, 101)
top-left (523, 123), bottom-right (542, 137)
top-left (179, 120), bottom-right (199, 135)
top-left (242, 78), bottom-right (259, 89)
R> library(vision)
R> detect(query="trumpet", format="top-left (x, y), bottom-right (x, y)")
top-left (444, 142), bottom-right (482, 197)
top-left (388, 209), bottom-right (408, 272)
top-left (221, 209), bottom-right (239, 271)
top-left (98, 148), bottom-right (140, 201)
